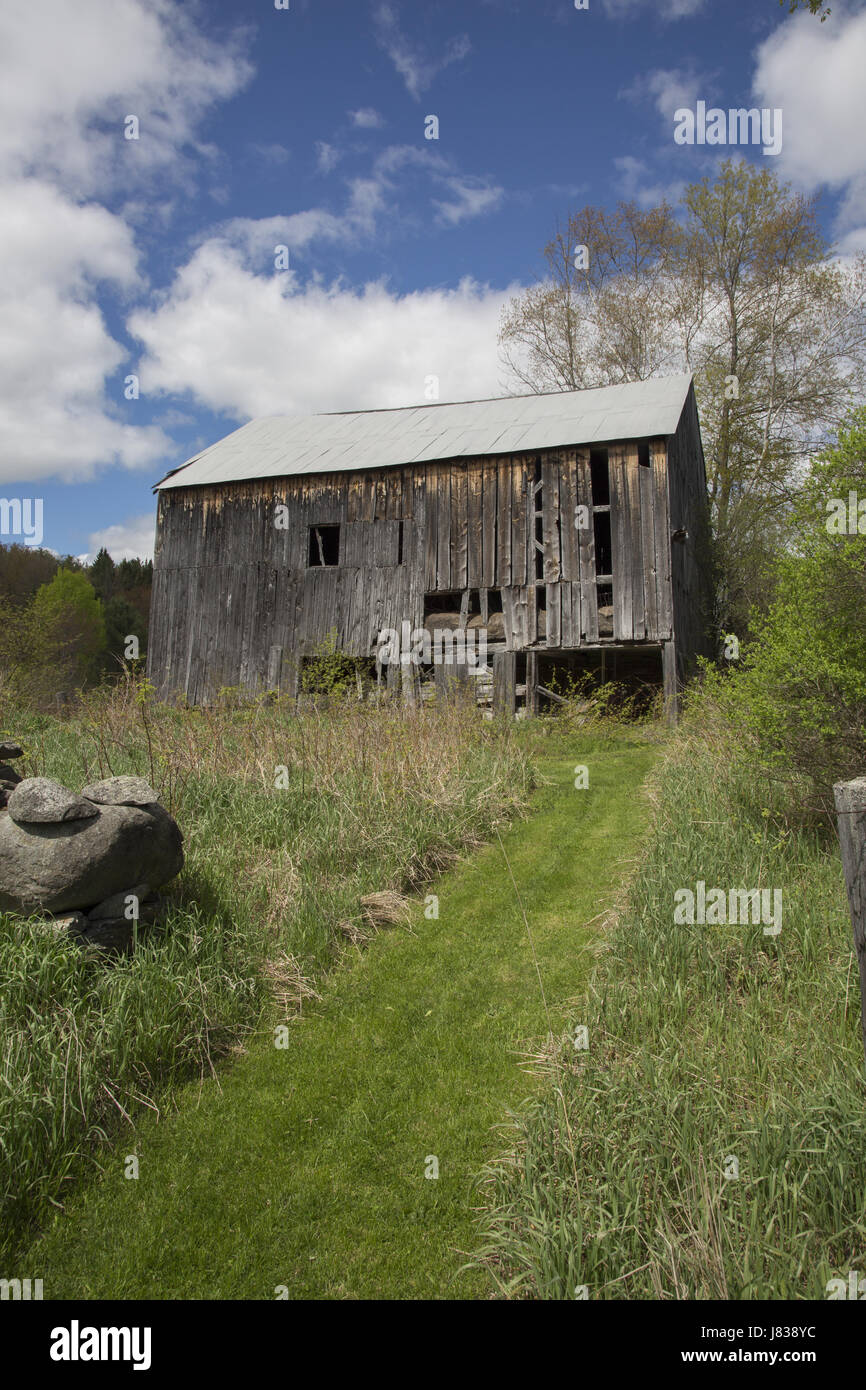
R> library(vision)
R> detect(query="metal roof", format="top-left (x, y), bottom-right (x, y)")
top-left (155, 374), bottom-right (694, 491)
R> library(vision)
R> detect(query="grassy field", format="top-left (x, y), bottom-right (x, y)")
top-left (0, 687), bottom-right (535, 1268)
top-left (15, 721), bottom-right (656, 1299)
top-left (474, 712), bottom-right (866, 1300)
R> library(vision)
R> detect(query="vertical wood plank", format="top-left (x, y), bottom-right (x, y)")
top-left (452, 463), bottom-right (468, 591)
top-left (480, 459), bottom-right (497, 588)
top-left (609, 444), bottom-right (632, 641)
top-left (497, 458), bottom-right (512, 587)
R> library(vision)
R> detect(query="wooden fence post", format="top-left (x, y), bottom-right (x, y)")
top-left (834, 777), bottom-right (866, 1071)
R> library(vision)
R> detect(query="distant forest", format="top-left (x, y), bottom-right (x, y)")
top-left (0, 544), bottom-right (152, 702)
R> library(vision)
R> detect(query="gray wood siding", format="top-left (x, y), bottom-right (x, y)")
top-left (666, 383), bottom-right (713, 681)
top-left (148, 413), bottom-right (706, 702)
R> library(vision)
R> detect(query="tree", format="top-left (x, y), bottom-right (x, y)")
top-left (88, 547), bottom-right (116, 603)
top-left (0, 543), bottom-right (58, 605)
top-left (499, 161), bottom-right (866, 631)
top-left (32, 568), bottom-right (106, 689)
top-left (780, 0), bottom-right (830, 18)
top-left (499, 201), bottom-right (685, 392)
top-left (707, 405), bottom-right (866, 819)
top-left (103, 596), bottom-right (146, 668)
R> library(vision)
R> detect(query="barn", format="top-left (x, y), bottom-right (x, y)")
top-left (147, 373), bottom-right (711, 715)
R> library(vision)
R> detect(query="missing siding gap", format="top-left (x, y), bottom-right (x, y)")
top-left (590, 449), bottom-right (610, 506)
top-left (638, 443), bottom-right (650, 468)
top-left (397, 519), bottom-right (404, 565)
top-left (534, 455), bottom-right (544, 580)
top-left (593, 510), bottom-right (612, 575)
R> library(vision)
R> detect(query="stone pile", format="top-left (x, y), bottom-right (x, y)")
top-left (0, 746), bottom-right (183, 954)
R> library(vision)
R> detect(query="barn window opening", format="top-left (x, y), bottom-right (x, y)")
top-left (638, 443), bottom-right (650, 468)
top-left (593, 511), bottom-right (612, 576)
top-left (536, 583), bottom-right (547, 641)
top-left (308, 524), bottom-right (340, 567)
top-left (590, 449), bottom-right (610, 507)
top-left (424, 590), bottom-right (462, 615)
top-left (597, 583), bottom-right (613, 637)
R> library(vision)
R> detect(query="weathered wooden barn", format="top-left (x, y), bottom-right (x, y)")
top-left (148, 374), bottom-right (711, 714)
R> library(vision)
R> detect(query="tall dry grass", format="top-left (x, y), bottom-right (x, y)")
top-left (0, 680), bottom-right (533, 1264)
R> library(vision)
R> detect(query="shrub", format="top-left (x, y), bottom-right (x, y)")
top-left (700, 406), bottom-right (866, 819)
top-left (300, 629), bottom-right (364, 695)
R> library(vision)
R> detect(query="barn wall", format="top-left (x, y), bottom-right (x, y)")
top-left (666, 383), bottom-right (713, 683)
top-left (148, 434), bottom-right (695, 702)
top-left (607, 440), bottom-right (672, 644)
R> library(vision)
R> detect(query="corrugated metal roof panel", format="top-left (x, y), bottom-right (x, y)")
top-left (155, 375), bottom-right (693, 490)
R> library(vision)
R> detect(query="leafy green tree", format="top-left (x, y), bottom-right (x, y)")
top-left (32, 568), bottom-right (106, 689)
top-left (707, 406), bottom-right (866, 817)
top-left (780, 0), bottom-right (829, 18)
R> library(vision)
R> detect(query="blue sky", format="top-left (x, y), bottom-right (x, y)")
top-left (1, 0), bottom-right (864, 560)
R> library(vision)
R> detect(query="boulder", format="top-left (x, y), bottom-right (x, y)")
top-left (80, 776), bottom-right (159, 807)
top-left (8, 778), bottom-right (98, 825)
top-left (0, 800), bottom-right (183, 914)
top-left (0, 742), bottom-right (23, 760)
top-left (87, 883), bottom-right (151, 921)
top-left (23, 911), bottom-right (87, 938)
top-left (0, 763), bottom-right (22, 785)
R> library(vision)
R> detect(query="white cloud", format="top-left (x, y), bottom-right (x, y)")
top-left (349, 107), bottom-right (386, 129)
top-left (433, 177), bottom-right (504, 226)
top-left (128, 240), bottom-right (515, 420)
top-left (603, 0), bottom-right (704, 17)
top-left (753, 8), bottom-right (866, 239)
top-left (614, 156), bottom-right (685, 209)
top-left (86, 513), bottom-right (156, 563)
top-left (315, 141), bottom-right (342, 175)
top-left (0, 0), bottom-right (251, 195)
top-left (0, 1), bottom-right (252, 482)
top-left (0, 180), bottom-right (170, 483)
top-left (373, 3), bottom-right (471, 100)
top-left (623, 65), bottom-right (705, 122)
top-left (207, 144), bottom-right (500, 264)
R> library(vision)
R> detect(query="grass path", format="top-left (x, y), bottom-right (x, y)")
top-left (29, 736), bottom-right (657, 1300)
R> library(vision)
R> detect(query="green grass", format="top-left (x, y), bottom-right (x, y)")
top-left (0, 690), bottom-right (533, 1266)
top-left (474, 719), bottom-right (866, 1300)
top-left (21, 730), bottom-right (656, 1299)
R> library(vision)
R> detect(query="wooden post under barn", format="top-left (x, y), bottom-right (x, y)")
top-left (834, 777), bottom-right (866, 1072)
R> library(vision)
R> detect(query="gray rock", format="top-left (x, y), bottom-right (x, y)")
top-left (0, 801), bottom-right (183, 913)
top-left (53, 911), bottom-right (88, 934)
top-left (8, 778), bottom-right (98, 825)
top-left (0, 742), bottom-right (23, 760)
top-left (77, 919), bottom-right (135, 955)
top-left (0, 764), bottom-right (22, 785)
top-left (22, 911), bottom-right (87, 938)
top-left (81, 776), bottom-right (159, 807)
top-left (87, 883), bottom-right (151, 921)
